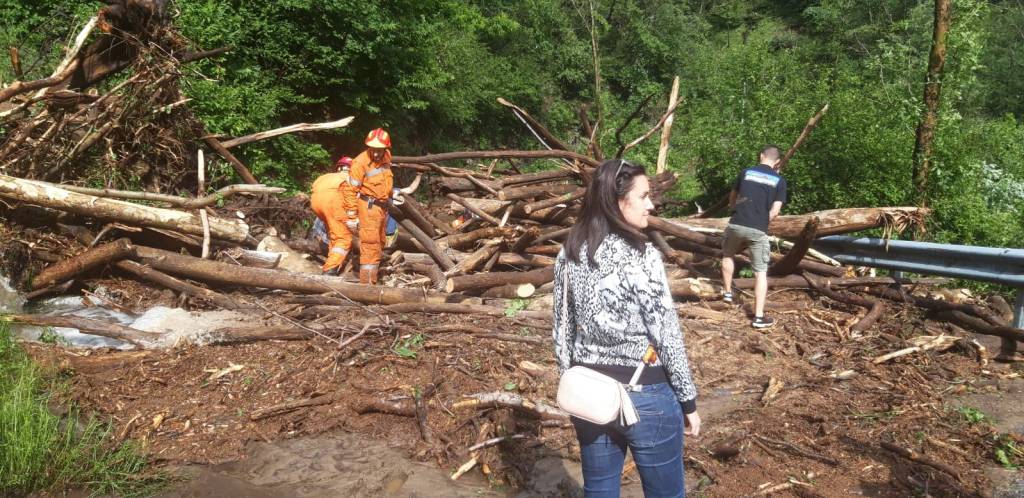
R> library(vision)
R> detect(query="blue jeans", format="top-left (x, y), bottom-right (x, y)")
top-left (571, 382), bottom-right (685, 498)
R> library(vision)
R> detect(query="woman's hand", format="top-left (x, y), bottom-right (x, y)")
top-left (684, 411), bottom-right (701, 437)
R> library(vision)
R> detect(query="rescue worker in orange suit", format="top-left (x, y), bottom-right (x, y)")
top-left (344, 128), bottom-right (394, 284)
top-left (310, 156), bottom-right (357, 275)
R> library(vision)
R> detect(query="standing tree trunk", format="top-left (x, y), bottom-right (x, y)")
top-left (911, 0), bottom-right (951, 208)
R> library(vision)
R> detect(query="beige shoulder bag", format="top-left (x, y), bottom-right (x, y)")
top-left (555, 276), bottom-right (643, 426)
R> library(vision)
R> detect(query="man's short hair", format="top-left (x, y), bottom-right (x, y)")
top-left (759, 144), bottom-right (781, 162)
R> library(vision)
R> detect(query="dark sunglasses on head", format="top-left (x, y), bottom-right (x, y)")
top-left (614, 159), bottom-right (634, 178)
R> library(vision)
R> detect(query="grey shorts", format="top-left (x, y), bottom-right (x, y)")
top-left (722, 224), bottom-right (770, 273)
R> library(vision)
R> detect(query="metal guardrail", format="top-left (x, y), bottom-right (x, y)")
top-left (813, 236), bottom-right (1024, 355)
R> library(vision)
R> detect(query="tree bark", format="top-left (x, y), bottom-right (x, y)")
top-left (397, 217), bottom-right (455, 271)
top-left (801, 273), bottom-right (884, 332)
top-left (778, 104), bottom-right (830, 172)
top-left (656, 76), bottom-right (681, 175)
top-left (767, 217), bottom-right (819, 276)
top-left (2, 314), bottom-right (159, 347)
top-left (59, 183), bottom-right (284, 209)
top-left (393, 150), bottom-right (599, 168)
top-left (522, 188), bottom-right (585, 214)
top-left (31, 238), bottom-right (134, 289)
top-left (498, 182), bottom-right (577, 202)
top-left (0, 175), bottom-right (250, 242)
top-left (446, 239), bottom-right (502, 276)
top-left (114, 259), bottom-right (242, 310)
top-left (446, 267), bottom-right (554, 293)
top-left (438, 227), bottom-right (510, 250)
top-left (434, 176), bottom-right (502, 194)
top-left (496, 253), bottom-right (555, 268)
top-left (666, 207), bottom-right (927, 239)
top-left (911, 0), bottom-right (951, 208)
top-left (201, 326), bottom-right (313, 345)
top-left (385, 302), bottom-right (549, 321)
top-left (396, 195), bottom-right (440, 237)
top-left (132, 246), bottom-right (452, 305)
top-left (220, 117), bottom-right (354, 148)
top-left (403, 193), bottom-right (454, 235)
top-left (497, 98), bottom-right (573, 152)
top-left (500, 169), bottom-right (576, 188)
top-left (203, 136), bottom-right (259, 185)
top-left (480, 283), bottom-right (536, 299)
top-left (447, 193), bottom-right (502, 226)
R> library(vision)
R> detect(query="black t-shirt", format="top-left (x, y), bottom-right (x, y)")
top-left (728, 164), bottom-right (787, 233)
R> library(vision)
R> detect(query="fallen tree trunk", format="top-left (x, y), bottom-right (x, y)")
top-left (1, 314), bottom-right (159, 347)
top-left (31, 238), bottom-right (134, 289)
top-left (446, 239), bottom-right (502, 276)
top-left (132, 246), bottom-right (453, 305)
top-left (393, 150), bottom-right (599, 168)
top-left (447, 193), bottom-right (502, 226)
top-left (497, 253), bottom-right (555, 268)
top-left (802, 273), bottom-right (884, 332)
top-left (397, 218), bottom-right (455, 271)
top-left (522, 188), bottom-right (585, 215)
top-left (670, 236), bottom-right (846, 278)
top-left (438, 227), bottom-right (510, 250)
top-left (446, 267), bottom-right (554, 293)
top-left (200, 326), bottom-right (313, 345)
top-left (667, 207), bottom-right (928, 239)
top-left (480, 283), bottom-right (536, 299)
top-left (452, 392), bottom-right (568, 421)
top-left (203, 136), bottom-right (259, 185)
top-left (0, 175), bottom-right (250, 242)
top-left (497, 182), bottom-right (577, 202)
top-left (867, 287), bottom-right (1008, 328)
top-left (500, 169), bottom-right (576, 188)
top-left (114, 260), bottom-right (242, 310)
top-left (385, 302), bottom-right (550, 321)
top-left (767, 218), bottom-right (819, 276)
top-left (220, 117), bottom-right (354, 149)
top-left (58, 183), bottom-right (284, 209)
top-left (932, 310), bottom-right (1024, 344)
top-left (733, 275), bottom-right (948, 290)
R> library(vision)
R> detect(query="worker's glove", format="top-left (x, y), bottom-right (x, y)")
top-left (391, 188), bottom-right (405, 206)
top-left (346, 218), bottom-right (359, 230)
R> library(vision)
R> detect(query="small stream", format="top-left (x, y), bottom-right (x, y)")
top-left (0, 274), bottom-right (257, 349)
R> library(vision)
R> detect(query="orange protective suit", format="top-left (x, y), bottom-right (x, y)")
top-left (310, 171), bottom-right (354, 273)
top-left (344, 149), bottom-right (393, 283)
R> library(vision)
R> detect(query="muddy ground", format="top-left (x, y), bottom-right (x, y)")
top-left (23, 285), bottom-right (1024, 498)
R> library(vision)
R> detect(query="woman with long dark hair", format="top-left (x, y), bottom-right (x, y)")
top-left (554, 159), bottom-right (700, 497)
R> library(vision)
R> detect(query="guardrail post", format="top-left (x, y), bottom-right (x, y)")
top-left (1005, 290), bottom-right (1024, 359)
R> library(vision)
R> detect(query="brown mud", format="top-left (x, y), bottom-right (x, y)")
top-left (23, 289), bottom-right (1024, 497)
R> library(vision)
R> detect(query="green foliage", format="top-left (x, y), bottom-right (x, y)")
top-left (0, 322), bottom-right (164, 497)
top-left (956, 406), bottom-right (988, 425)
top-left (993, 434), bottom-right (1023, 470)
top-left (4, 0), bottom-right (1024, 249)
top-left (393, 333), bottom-right (425, 359)
top-left (504, 298), bottom-right (529, 317)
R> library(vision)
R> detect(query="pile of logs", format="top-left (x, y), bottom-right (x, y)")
top-left (0, 2), bottom-right (1020, 362)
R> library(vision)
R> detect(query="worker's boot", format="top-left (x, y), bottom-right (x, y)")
top-left (358, 267), bottom-right (370, 284)
top-left (367, 266), bottom-right (379, 285)
top-left (322, 266), bottom-right (340, 277)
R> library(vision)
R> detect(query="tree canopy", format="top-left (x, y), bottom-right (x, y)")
top-left (2, 0), bottom-right (1022, 247)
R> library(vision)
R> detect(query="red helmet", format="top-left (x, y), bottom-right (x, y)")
top-left (335, 156), bottom-right (353, 170)
top-left (364, 128), bottom-right (391, 149)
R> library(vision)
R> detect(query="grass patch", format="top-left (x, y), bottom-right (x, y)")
top-left (0, 322), bottom-right (165, 497)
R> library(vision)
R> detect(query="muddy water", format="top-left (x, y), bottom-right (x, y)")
top-left (155, 433), bottom-right (502, 498)
top-left (0, 273), bottom-right (266, 349)
top-left (153, 390), bottom-right (758, 498)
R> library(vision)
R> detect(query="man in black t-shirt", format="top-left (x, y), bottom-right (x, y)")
top-left (721, 144), bottom-right (788, 329)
